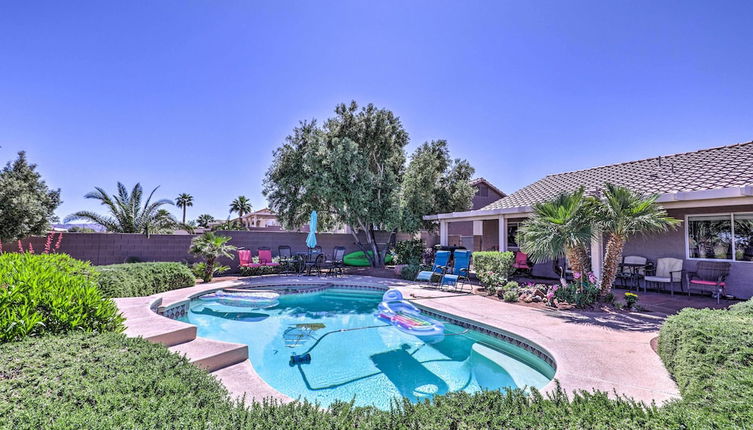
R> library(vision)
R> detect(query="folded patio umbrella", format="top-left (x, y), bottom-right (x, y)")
top-left (306, 210), bottom-right (318, 249)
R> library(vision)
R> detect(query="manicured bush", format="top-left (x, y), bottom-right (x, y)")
top-left (399, 263), bottom-right (422, 280)
top-left (729, 299), bottom-right (753, 315)
top-left (96, 262), bottom-right (195, 298)
top-left (0, 253), bottom-right (123, 342)
top-left (472, 251), bottom-right (515, 289)
top-left (239, 265), bottom-right (282, 276)
top-left (502, 290), bottom-right (519, 303)
top-left (393, 239), bottom-right (425, 265)
top-left (0, 332), bottom-right (704, 429)
top-left (554, 280), bottom-right (600, 308)
top-left (658, 304), bottom-right (753, 427)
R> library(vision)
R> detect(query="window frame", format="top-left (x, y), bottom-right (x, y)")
top-left (507, 221), bottom-right (520, 251)
top-left (685, 212), bottom-right (753, 263)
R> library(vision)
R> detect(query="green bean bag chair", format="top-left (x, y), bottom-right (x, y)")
top-left (343, 250), bottom-right (394, 266)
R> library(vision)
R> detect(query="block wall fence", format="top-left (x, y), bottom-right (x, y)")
top-left (3, 230), bottom-right (411, 270)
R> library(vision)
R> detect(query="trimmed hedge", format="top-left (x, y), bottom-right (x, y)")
top-left (96, 262), bottom-right (195, 298)
top-left (0, 253), bottom-right (123, 342)
top-left (658, 304), bottom-right (753, 427)
top-left (0, 333), bottom-right (699, 430)
top-left (239, 265), bottom-right (282, 277)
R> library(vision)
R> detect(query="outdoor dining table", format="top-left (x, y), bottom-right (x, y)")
top-left (619, 263), bottom-right (648, 291)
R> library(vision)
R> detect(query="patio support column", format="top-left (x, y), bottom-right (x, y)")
top-left (439, 221), bottom-right (449, 246)
top-left (591, 229), bottom-right (604, 281)
top-left (498, 216), bottom-right (507, 252)
top-left (472, 220), bottom-right (483, 251)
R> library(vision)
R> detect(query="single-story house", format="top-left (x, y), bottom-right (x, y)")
top-left (425, 141), bottom-right (753, 299)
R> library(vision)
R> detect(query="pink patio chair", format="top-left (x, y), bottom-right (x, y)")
top-left (258, 249), bottom-right (280, 267)
top-left (238, 250), bottom-right (254, 267)
top-left (512, 251), bottom-right (532, 274)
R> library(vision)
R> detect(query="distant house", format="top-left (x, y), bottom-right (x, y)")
top-left (425, 141), bottom-right (753, 299)
top-left (240, 208), bottom-right (282, 230)
top-left (238, 208), bottom-right (348, 233)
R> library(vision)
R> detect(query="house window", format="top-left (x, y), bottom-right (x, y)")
top-left (507, 222), bottom-right (519, 249)
top-left (687, 213), bottom-right (753, 262)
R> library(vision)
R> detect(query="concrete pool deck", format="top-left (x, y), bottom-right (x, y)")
top-left (114, 274), bottom-right (680, 405)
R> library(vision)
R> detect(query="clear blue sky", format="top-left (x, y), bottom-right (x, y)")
top-left (1, 1), bottom-right (752, 222)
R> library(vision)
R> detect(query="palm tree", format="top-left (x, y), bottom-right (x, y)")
top-left (189, 232), bottom-right (236, 282)
top-left (596, 183), bottom-right (680, 295)
top-left (230, 196), bottom-right (252, 219)
top-left (196, 214), bottom-right (214, 228)
top-left (153, 209), bottom-right (178, 233)
top-left (64, 182), bottom-right (173, 234)
top-left (517, 188), bottom-right (594, 283)
top-left (175, 193), bottom-right (194, 224)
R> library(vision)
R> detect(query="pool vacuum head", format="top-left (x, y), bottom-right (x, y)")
top-left (289, 353), bottom-right (311, 366)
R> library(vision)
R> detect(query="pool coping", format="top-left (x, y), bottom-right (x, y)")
top-left (114, 274), bottom-right (680, 405)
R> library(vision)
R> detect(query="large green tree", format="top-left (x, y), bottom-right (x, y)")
top-left (264, 101), bottom-right (474, 267)
top-left (400, 140), bottom-right (476, 232)
top-left (0, 152), bottom-right (61, 242)
top-left (64, 182), bottom-right (173, 234)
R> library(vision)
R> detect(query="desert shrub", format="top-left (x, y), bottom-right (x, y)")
top-left (658, 303), bottom-right (753, 427)
top-left (393, 239), bottom-right (425, 265)
top-left (503, 290), bottom-right (519, 303)
top-left (503, 280), bottom-right (519, 291)
top-left (0, 253), bottom-right (123, 342)
top-left (0, 332), bottom-right (705, 429)
top-left (96, 262), bottom-right (195, 298)
top-left (554, 280), bottom-right (600, 308)
top-left (239, 265), bottom-right (282, 276)
top-left (399, 263), bottom-right (422, 280)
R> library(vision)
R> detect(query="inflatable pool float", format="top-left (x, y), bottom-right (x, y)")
top-left (377, 289), bottom-right (444, 342)
top-left (199, 290), bottom-right (280, 309)
top-left (343, 250), bottom-right (394, 266)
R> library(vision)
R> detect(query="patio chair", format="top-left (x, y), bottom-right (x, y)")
top-left (238, 249), bottom-right (254, 268)
top-left (416, 250), bottom-right (451, 285)
top-left (257, 249), bottom-right (280, 267)
top-left (686, 261), bottom-right (731, 303)
top-left (303, 252), bottom-right (325, 276)
top-left (616, 255), bottom-right (647, 290)
top-left (512, 251), bottom-right (532, 275)
top-left (644, 257), bottom-right (683, 295)
top-left (439, 250), bottom-right (471, 292)
top-left (321, 246), bottom-right (346, 277)
top-left (278, 245), bottom-right (294, 274)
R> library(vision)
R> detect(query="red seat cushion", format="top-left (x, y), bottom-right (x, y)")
top-left (690, 279), bottom-right (725, 286)
top-left (513, 263), bottom-right (530, 269)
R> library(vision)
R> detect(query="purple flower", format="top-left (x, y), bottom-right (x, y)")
top-left (546, 292), bottom-right (554, 301)
top-left (588, 273), bottom-right (597, 283)
top-left (573, 271), bottom-right (582, 279)
top-left (551, 284), bottom-right (559, 292)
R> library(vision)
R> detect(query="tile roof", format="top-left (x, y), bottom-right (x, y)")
top-left (481, 141), bottom-right (753, 211)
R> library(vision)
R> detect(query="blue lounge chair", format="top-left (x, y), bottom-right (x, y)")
top-left (440, 250), bottom-right (471, 291)
top-left (415, 250), bottom-right (451, 285)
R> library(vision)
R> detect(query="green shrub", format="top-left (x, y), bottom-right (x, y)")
top-left (503, 290), bottom-right (519, 303)
top-left (96, 262), bottom-right (195, 298)
top-left (0, 332), bottom-right (703, 429)
top-left (503, 280), bottom-right (519, 291)
top-left (658, 304), bottom-right (753, 427)
top-left (729, 299), bottom-right (753, 315)
top-left (0, 253), bottom-right (123, 342)
top-left (554, 280), bottom-right (600, 308)
top-left (393, 239), bottom-right (425, 265)
top-left (473, 251), bottom-right (515, 287)
top-left (399, 264), bottom-right (420, 280)
top-left (239, 265), bottom-right (282, 276)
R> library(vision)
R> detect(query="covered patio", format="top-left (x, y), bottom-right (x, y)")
top-left (425, 141), bottom-right (753, 299)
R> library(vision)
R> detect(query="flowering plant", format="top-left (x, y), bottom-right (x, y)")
top-left (624, 292), bottom-right (639, 310)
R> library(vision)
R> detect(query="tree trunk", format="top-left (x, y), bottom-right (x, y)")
top-left (565, 247), bottom-right (584, 275)
top-left (600, 234), bottom-right (625, 295)
top-left (367, 225), bottom-right (384, 268)
top-left (204, 256), bottom-right (215, 283)
top-left (182, 207), bottom-right (186, 225)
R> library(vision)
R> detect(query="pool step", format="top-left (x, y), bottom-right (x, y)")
top-left (168, 338), bottom-right (249, 372)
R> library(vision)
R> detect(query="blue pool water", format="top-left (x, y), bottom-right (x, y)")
top-left (185, 287), bottom-right (553, 409)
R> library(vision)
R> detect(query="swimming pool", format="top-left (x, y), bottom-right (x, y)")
top-left (184, 286), bottom-right (554, 409)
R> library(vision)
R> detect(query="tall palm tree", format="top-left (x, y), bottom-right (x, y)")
top-left (153, 209), bottom-right (178, 233)
top-left (229, 196), bottom-right (252, 219)
top-left (596, 183), bottom-right (680, 295)
top-left (196, 214), bottom-right (215, 228)
top-left (175, 193), bottom-right (194, 224)
top-left (517, 188), bottom-right (594, 282)
top-left (64, 182), bottom-right (173, 234)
